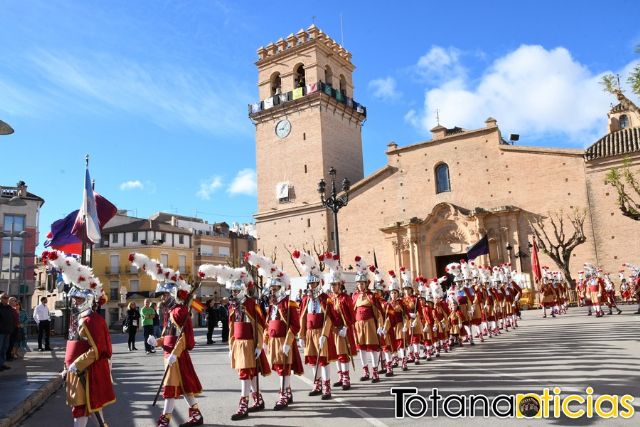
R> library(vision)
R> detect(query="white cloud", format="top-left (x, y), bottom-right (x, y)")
top-left (408, 44), bottom-right (639, 145)
top-left (415, 46), bottom-right (466, 83)
top-left (27, 50), bottom-right (253, 135)
top-left (119, 180), bottom-right (144, 190)
top-left (197, 176), bottom-right (223, 200)
top-left (227, 169), bottom-right (256, 196)
top-left (369, 77), bottom-right (401, 100)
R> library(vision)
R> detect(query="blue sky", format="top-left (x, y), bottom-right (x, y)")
top-left (1, 0), bottom-right (639, 250)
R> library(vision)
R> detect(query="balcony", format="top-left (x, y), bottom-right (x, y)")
top-left (105, 267), bottom-right (121, 275)
top-left (248, 80), bottom-right (367, 119)
top-left (126, 265), bottom-right (139, 274)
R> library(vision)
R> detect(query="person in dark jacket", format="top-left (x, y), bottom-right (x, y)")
top-left (125, 301), bottom-right (141, 351)
top-left (205, 300), bottom-right (219, 344)
top-left (0, 293), bottom-right (16, 370)
top-left (219, 297), bottom-right (229, 343)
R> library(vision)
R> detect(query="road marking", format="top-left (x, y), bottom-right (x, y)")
top-left (294, 374), bottom-right (389, 427)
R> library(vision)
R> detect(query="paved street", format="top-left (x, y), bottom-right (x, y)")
top-left (20, 307), bottom-right (640, 426)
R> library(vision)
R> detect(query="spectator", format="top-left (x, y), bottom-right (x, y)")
top-left (33, 296), bottom-right (51, 352)
top-left (0, 293), bottom-right (16, 371)
top-left (219, 297), bottom-right (229, 343)
top-left (6, 297), bottom-right (19, 361)
top-left (151, 302), bottom-right (161, 337)
top-left (205, 300), bottom-right (219, 345)
top-left (141, 299), bottom-right (156, 354)
top-left (125, 301), bottom-right (141, 351)
top-left (16, 301), bottom-right (29, 355)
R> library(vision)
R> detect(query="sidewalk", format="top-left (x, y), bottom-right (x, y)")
top-left (0, 337), bottom-right (66, 427)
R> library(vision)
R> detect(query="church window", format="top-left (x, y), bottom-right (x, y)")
top-left (325, 65), bottom-right (333, 87)
top-left (339, 75), bottom-right (347, 96)
top-left (294, 64), bottom-right (305, 88)
top-left (270, 72), bottom-right (282, 96)
top-left (619, 114), bottom-right (629, 129)
top-left (435, 163), bottom-right (451, 193)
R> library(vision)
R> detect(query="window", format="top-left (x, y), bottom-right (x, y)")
top-left (620, 114), bottom-right (629, 129)
top-left (325, 65), bottom-right (333, 87)
top-left (3, 215), bottom-right (25, 233)
top-left (160, 254), bottom-right (169, 267)
top-left (110, 281), bottom-right (119, 301)
top-left (199, 245), bottom-right (214, 256)
top-left (178, 255), bottom-right (186, 272)
top-left (110, 255), bottom-right (119, 274)
top-left (129, 279), bottom-right (139, 292)
top-left (218, 246), bottom-right (230, 257)
top-left (161, 233), bottom-right (166, 243)
top-left (132, 232), bottom-right (138, 242)
top-left (1, 215), bottom-right (25, 281)
top-left (270, 72), bottom-right (282, 96)
top-left (294, 64), bottom-right (305, 88)
top-left (339, 75), bottom-right (347, 96)
top-left (178, 234), bottom-right (184, 244)
top-left (435, 163), bottom-right (451, 194)
top-left (112, 233), bottom-right (119, 243)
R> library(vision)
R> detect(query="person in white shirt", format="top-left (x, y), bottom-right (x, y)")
top-left (33, 297), bottom-right (51, 351)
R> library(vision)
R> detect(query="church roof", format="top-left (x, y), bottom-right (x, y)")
top-left (584, 127), bottom-right (640, 161)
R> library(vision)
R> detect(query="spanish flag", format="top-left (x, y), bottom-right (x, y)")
top-left (190, 298), bottom-right (206, 314)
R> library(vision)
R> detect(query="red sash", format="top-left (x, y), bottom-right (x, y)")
top-left (268, 320), bottom-right (287, 338)
top-left (355, 306), bottom-right (374, 321)
top-left (307, 313), bottom-right (324, 329)
top-left (234, 322), bottom-right (254, 340)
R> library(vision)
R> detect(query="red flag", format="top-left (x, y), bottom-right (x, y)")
top-left (531, 239), bottom-right (542, 284)
top-left (190, 298), bottom-right (206, 314)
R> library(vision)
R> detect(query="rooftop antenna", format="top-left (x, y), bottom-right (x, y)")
top-left (312, 15), bottom-right (316, 25)
top-left (616, 73), bottom-right (621, 90)
top-left (340, 13), bottom-right (344, 46)
top-left (436, 108), bottom-right (440, 125)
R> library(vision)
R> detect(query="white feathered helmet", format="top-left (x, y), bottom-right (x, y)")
top-left (387, 270), bottom-right (400, 293)
top-left (292, 249), bottom-right (322, 286)
top-left (130, 253), bottom-right (191, 301)
top-left (42, 250), bottom-right (106, 314)
top-left (400, 267), bottom-right (413, 289)
top-left (322, 251), bottom-right (343, 285)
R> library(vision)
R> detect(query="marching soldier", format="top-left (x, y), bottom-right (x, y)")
top-left (294, 250), bottom-right (340, 400)
top-left (401, 268), bottom-right (424, 363)
top-left (584, 264), bottom-right (605, 317)
top-left (130, 253), bottom-right (204, 427)
top-left (387, 271), bottom-right (410, 370)
top-left (43, 250), bottom-right (115, 427)
top-left (351, 256), bottom-right (385, 383)
top-left (603, 272), bottom-right (623, 315)
top-left (370, 266), bottom-right (395, 376)
top-left (324, 252), bottom-right (356, 391)
top-left (430, 277), bottom-right (451, 353)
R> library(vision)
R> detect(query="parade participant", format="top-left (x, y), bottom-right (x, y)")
top-left (419, 279), bottom-right (437, 360)
top-left (387, 271), bottom-right (410, 370)
top-left (351, 256), bottom-right (384, 383)
top-left (294, 250), bottom-right (340, 400)
top-left (130, 253), bottom-right (204, 427)
top-left (42, 250), bottom-right (115, 427)
top-left (201, 263), bottom-right (271, 421)
top-left (507, 271), bottom-right (524, 327)
top-left (624, 263), bottom-right (640, 313)
top-left (465, 262), bottom-right (484, 342)
top-left (551, 272), bottom-right (564, 315)
top-left (603, 272), bottom-right (623, 315)
top-left (576, 271), bottom-right (586, 307)
top-left (401, 268), bottom-right (424, 364)
top-left (430, 277), bottom-right (451, 352)
top-left (371, 266), bottom-right (396, 376)
top-left (539, 267), bottom-right (556, 318)
top-left (447, 297), bottom-right (465, 346)
top-left (324, 252), bottom-right (356, 390)
top-left (478, 266), bottom-right (496, 337)
top-left (244, 252), bottom-right (302, 410)
top-left (449, 262), bottom-right (475, 343)
top-left (619, 271), bottom-right (632, 304)
top-left (585, 264), bottom-right (605, 317)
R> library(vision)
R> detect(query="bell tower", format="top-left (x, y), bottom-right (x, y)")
top-left (250, 25), bottom-right (366, 268)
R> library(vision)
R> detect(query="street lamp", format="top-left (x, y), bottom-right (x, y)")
top-left (318, 167), bottom-right (351, 257)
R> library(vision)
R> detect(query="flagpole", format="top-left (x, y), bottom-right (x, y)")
top-left (81, 155), bottom-right (89, 266)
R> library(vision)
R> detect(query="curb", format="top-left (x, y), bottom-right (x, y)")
top-left (0, 376), bottom-right (63, 427)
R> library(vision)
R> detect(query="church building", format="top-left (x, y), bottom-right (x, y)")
top-left (249, 25), bottom-right (640, 286)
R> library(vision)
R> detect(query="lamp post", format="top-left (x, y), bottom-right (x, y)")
top-left (318, 167), bottom-right (350, 258)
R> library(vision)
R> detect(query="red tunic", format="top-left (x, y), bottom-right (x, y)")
top-left (162, 304), bottom-right (203, 398)
top-left (69, 312), bottom-right (116, 416)
top-left (330, 292), bottom-right (357, 362)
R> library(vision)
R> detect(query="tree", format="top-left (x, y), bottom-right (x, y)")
top-left (529, 208), bottom-right (587, 286)
top-left (601, 45), bottom-right (640, 102)
top-left (605, 158), bottom-right (640, 220)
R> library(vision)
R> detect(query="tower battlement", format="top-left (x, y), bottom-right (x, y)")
top-left (256, 24), bottom-right (352, 64)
